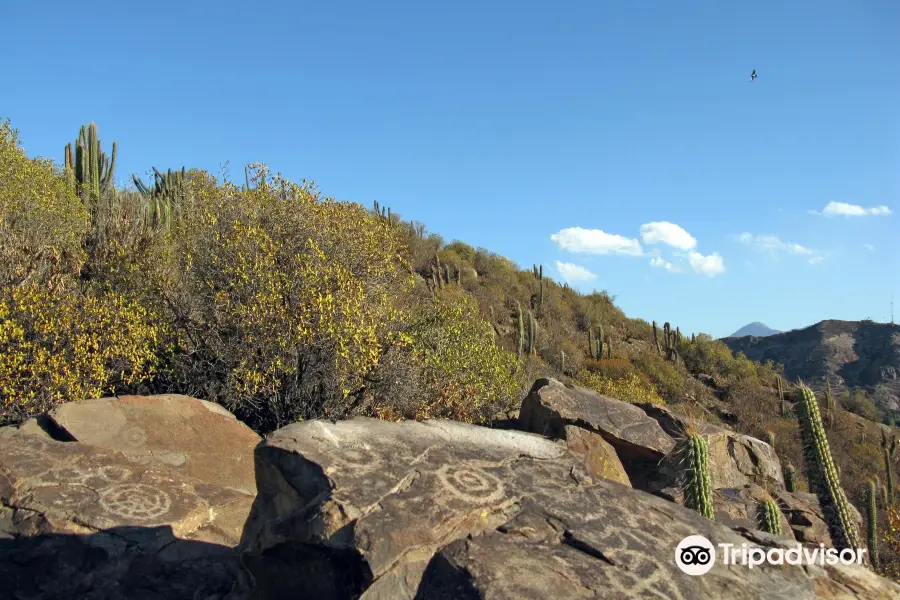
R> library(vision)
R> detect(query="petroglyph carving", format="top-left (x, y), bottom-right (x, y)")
top-left (99, 483), bottom-right (172, 521)
top-left (436, 464), bottom-right (506, 505)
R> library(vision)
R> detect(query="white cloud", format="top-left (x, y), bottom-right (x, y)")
top-left (650, 256), bottom-right (680, 273)
top-left (639, 222), bottom-right (697, 250)
top-left (864, 243), bottom-right (875, 251)
top-left (687, 251), bottom-right (725, 277)
top-left (550, 227), bottom-right (643, 256)
top-left (737, 233), bottom-right (814, 255)
top-left (809, 256), bottom-right (824, 265)
top-left (555, 261), bottom-right (597, 282)
top-left (809, 202), bottom-right (892, 217)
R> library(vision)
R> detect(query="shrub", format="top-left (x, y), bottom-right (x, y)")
top-left (405, 287), bottom-right (522, 422)
top-left (578, 369), bottom-right (665, 405)
top-left (0, 118), bottom-right (87, 287)
top-left (582, 358), bottom-right (637, 381)
top-left (157, 166), bottom-right (413, 431)
top-left (0, 283), bottom-right (159, 424)
top-left (842, 389), bottom-right (883, 423)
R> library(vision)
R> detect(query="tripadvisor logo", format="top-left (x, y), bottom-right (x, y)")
top-left (675, 535), bottom-right (868, 576)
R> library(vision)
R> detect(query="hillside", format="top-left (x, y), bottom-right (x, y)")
top-left (2, 118), bottom-right (900, 581)
top-left (724, 320), bottom-right (900, 417)
top-left (728, 321), bottom-right (782, 338)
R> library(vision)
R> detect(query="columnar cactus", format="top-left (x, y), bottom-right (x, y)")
top-left (776, 375), bottom-right (787, 417)
top-left (597, 324), bottom-right (604, 359)
top-left (528, 310), bottom-right (537, 356)
top-left (784, 464), bottom-right (796, 493)
top-left (64, 122), bottom-right (117, 206)
top-left (588, 328), bottom-right (595, 360)
top-left (560, 350), bottom-right (566, 375)
top-left (866, 480), bottom-right (878, 570)
top-left (825, 379), bottom-right (835, 430)
top-left (883, 447), bottom-right (894, 506)
top-left (652, 321), bottom-right (662, 355)
top-left (132, 166), bottom-right (188, 231)
top-left (795, 384), bottom-right (860, 550)
top-left (516, 303), bottom-right (524, 360)
top-left (678, 429), bottom-right (715, 520)
top-left (760, 498), bottom-right (783, 536)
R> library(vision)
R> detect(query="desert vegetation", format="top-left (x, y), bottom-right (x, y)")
top-left (1, 117), bottom-right (899, 578)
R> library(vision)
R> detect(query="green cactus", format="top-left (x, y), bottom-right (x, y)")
top-left (866, 480), bottom-right (878, 570)
top-left (132, 167), bottom-right (188, 231)
top-left (64, 122), bottom-right (117, 207)
top-left (784, 464), bottom-right (796, 493)
top-left (883, 485), bottom-right (889, 509)
top-left (825, 379), bottom-right (835, 430)
top-left (588, 328), bottom-right (595, 360)
top-left (528, 310), bottom-right (536, 356)
top-left (516, 302), bottom-right (524, 360)
top-left (678, 429), bottom-right (715, 520)
top-left (691, 332), bottom-right (696, 344)
top-left (760, 498), bottom-right (783, 536)
top-left (597, 324), bottom-right (604, 359)
top-left (767, 431), bottom-right (776, 450)
top-left (884, 447), bottom-right (894, 506)
top-left (795, 384), bottom-right (860, 550)
top-left (606, 337), bottom-right (612, 359)
top-left (776, 375), bottom-right (787, 417)
top-left (652, 321), bottom-right (662, 355)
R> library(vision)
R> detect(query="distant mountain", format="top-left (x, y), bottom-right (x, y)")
top-left (722, 319), bottom-right (900, 414)
top-left (728, 322), bottom-right (782, 338)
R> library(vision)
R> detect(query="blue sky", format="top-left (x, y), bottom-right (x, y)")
top-left (5, 1), bottom-right (898, 337)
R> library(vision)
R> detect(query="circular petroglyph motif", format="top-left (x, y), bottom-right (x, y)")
top-left (122, 427), bottom-right (148, 446)
top-left (98, 465), bottom-right (133, 483)
top-left (436, 464), bottom-right (505, 505)
top-left (99, 484), bottom-right (172, 521)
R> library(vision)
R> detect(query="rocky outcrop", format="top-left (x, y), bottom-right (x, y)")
top-left (519, 379), bottom-right (783, 494)
top-left (44, 394), bottom-right (261, 495)
top-left (238, 416), bottom-right (899, 599)
top-left (519, 378), bottom-right (671, 488)
top-left (0, 395), bottom-right (261, 599)
top-left (2, 390), bottom-right (898, 599)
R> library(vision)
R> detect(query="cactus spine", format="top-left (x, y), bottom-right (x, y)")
top-left (784, 464), bottom-right (796, 493)
top-left (64, 122), bottom-right (117, 207)
top-left (678, 429), bottom-right (715, 520)
top-left (760, 498), bottom-right (783, 536)
top-left (777, 375), bottom-right (787, 417)
top-left (866, 480), bottom-right (878, 570)
top-left (795, 384), bottom-right (860, 550)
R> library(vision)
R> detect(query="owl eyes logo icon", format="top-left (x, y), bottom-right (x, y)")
top-left (675, 535), bottom-right (716, 576)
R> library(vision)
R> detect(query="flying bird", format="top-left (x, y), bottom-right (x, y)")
top-left (750, 69), bottom-right (757, 82)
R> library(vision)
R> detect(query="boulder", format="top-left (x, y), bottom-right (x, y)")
top-left (0, 428), bottom-right (247, 599)
top-left (774, 490), bottom-right (864, 548)
top-left (518, 378), bottom-right (671, 487)
top-left (45, 394), bottom-right (261, 495)
top-left (638, 403), bottom-right (785, 492)
top-left (237, 416), bottom-right (900, 599)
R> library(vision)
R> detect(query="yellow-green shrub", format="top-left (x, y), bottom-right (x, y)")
top-left (406, 287), bottom-right (521, 422)
top-left (578, 369), bottom-right (665, 405)
top-left (0, 283), bottom-right (159, 423)
top-left (158, 165), bottom-right (413, 430)
top-left (0, 118), bottom-right (87, 287)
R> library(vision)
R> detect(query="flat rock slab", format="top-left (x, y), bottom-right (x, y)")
top-left (0, 429), bottom-right (250, 599)
top-left (47, 394), bottom-right (261, 495)
top-left (238, 417), bottom-right (899, 599)
top-left (519, 378), bottom-right (675, 457)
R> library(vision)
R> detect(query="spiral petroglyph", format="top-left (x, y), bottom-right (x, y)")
top-left (436, 464), bottom-right (506, 505)
top-left (122, 427), bottom-right (148, 446)
top-left (99, 483), bottom-right (172, 521)
top-left (98, 465), bottom-right (133, 483)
